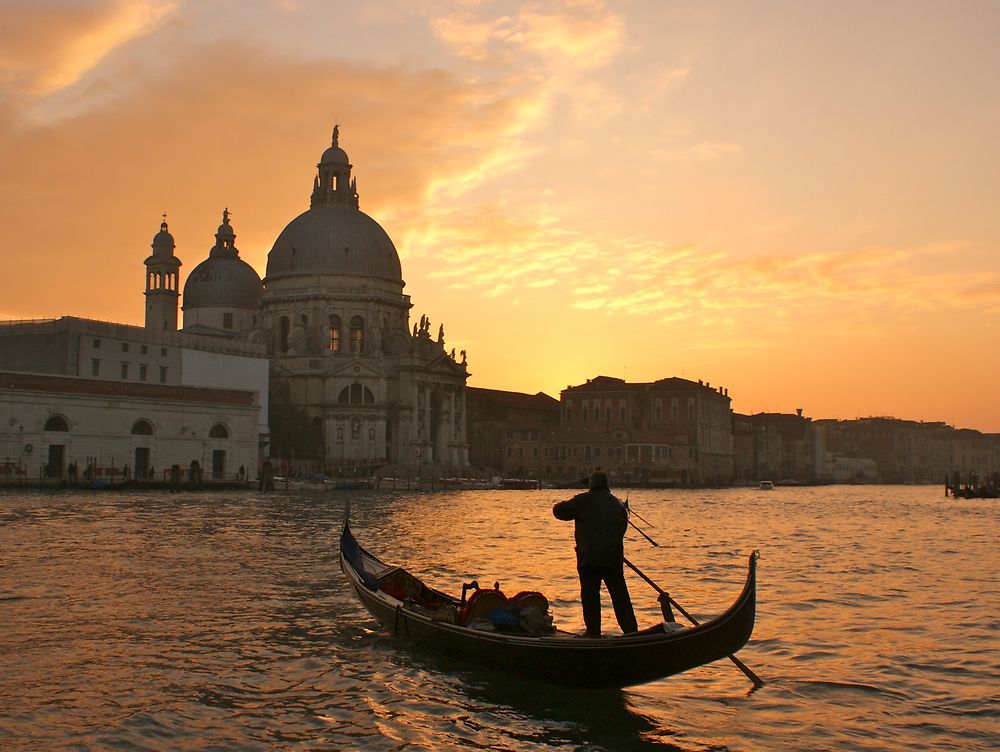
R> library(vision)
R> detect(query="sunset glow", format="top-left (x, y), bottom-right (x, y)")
top-left (1, 1), bottom-right (997, 430)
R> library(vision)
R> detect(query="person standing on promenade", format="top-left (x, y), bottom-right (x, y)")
top-left (553, 470), bottom-right (638, 637)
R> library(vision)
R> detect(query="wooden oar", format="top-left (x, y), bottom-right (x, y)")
top-left (627, 517), bottom-right (659, 547)
top-left (624, 556), bottom-right (764, 688)
top-left (627, 505), bottom-right (655, 528)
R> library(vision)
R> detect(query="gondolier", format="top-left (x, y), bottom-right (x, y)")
top-left (553, 470), bottom-right (638, 637)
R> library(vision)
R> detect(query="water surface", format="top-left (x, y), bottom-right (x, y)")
top-left (1, 486), bottom-right (997, 750)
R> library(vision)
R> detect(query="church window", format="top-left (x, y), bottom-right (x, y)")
top-left (161, 348), bottom-right (167, 356)
top-left (223, 313), bottom-right (233, 329)
top-left (141, 345), bottom-right (148, 355)
top-left (329, 315), bottom-right (342, 352)
top-left (160, 366), bottom-right (168, 383)
top-left (45, 415), bottom-right (69, 432)
top-left (350, 316), bottom-right (364, 353)
top-left (337, 383), bottom-right (375, 404)
top-left (139, 365), bottom-right (147, 381)
top-left (209, 424), bottom-right (229, 439)
top-left (131, 420), bottom-right (153, 435)
top-left (93, 339), bottom-right (101, 348)
top-left (279, 316), bottom-right (290, 353)
top-left (368, 427), bottom-right (375, 440)
top-left (91, 359), bottom-right (100, 376)
top-left (121, 363), bottom-right (129, 379)
top-left (331, 174), bottom-right (338, 191)
top-left (122, 343), bottom-right (129, 352)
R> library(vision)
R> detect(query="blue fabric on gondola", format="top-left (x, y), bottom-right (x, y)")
top-left (341, 526), bottom-right (379, 590)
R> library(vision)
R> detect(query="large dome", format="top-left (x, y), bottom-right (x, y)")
top-left (264, 127), bottom-right (403, 285)
top-left (264, 204), bottom-right (402, 283)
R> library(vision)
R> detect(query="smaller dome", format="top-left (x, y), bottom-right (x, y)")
top-left (183, 255), bottom-right (262, 309)
top-left (182, 209), bottom-right (262, 309)
top-left (320, 124), bottom-right (349, 164)
top-left (152, 221), bottom-right (175, 253)
top-left (321, 144), bottom-right (349, 164)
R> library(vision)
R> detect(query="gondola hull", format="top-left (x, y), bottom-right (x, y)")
top-left (340, 521), bottom-right (757, 689)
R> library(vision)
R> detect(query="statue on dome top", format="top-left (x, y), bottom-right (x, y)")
top-left (333, 124), bottom-right (340, 145)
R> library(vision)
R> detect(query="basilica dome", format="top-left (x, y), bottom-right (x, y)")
top-left (265, 205), bottom-right (402, 283)
top-left (183, 209), bottom-right (262, 310)
top-left (264, 127), bottom-right (403, 285)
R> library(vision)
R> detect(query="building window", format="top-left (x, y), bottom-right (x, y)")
top-left (121, 363), bottom-right (128, 379)
top-left (91, 359), bottom-right (100, 376)
top-left (223, 313), bottom-right (233, 329)
top-left (131, 420), bottom-right (154, 435)
top-left (337, 383), bottom-right (375, 404)
top-left (329, 315), bottom-right (342, 352)
top-left (139, 365), bottom-right (148, 381)
top-left (160, 347), bottom-right (167, 356)
top-left (350, 315), bottom-right (364, 353)
top-left (279, 316), bottom-right (290, 353)
top-left (45, 415), bottom-right (69, 431)
top-left (122, 342), bottom-right (129, 352)
top-left (209, 424), bottom-right (229, 439)
top-left (93, 339), bottom-right (101, 348)
top-left (141, 345), bottom-right (148, 354)
top-left (159, 366), bottom-right (167, 383)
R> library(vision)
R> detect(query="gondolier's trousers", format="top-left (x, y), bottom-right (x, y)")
top-left (578, 563), bottom-right (638, 636)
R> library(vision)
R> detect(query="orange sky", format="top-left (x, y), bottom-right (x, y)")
top-left (1, 1), bottom-right (998, 432)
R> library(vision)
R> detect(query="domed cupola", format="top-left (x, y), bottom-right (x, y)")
top-left (182, 209), bottom-right (263, 334)
top-left (264, 126), bottom-right (403, 285)
top-left (151, 220), bottom-right (176, 256)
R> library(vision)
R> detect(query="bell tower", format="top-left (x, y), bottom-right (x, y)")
top-left (144, 215), bottom-right (182, 331)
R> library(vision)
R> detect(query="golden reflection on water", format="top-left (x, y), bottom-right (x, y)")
top-left (0, 486), bottom-right (997, 751)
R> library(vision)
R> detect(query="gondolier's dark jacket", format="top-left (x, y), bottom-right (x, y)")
top-left (552, 488), bottom-right (628, 568)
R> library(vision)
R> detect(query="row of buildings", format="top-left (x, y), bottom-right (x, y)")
top-left (466, 379), bottom-right (1000, 486)
top-left (1, 125), bottom-right (995, 487)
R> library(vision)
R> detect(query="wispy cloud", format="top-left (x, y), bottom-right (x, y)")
top-left (431, 0), bottom-right (625, 71)
top-left (0, 0), bottom-right (177, 100)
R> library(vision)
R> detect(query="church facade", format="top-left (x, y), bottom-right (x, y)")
top-left (165, 127), bottom-right (470, 474)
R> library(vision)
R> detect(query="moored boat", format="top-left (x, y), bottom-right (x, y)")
top-left (340, 512), bottom-right (759, 689)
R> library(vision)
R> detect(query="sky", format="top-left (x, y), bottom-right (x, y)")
top-left (1, 0), bottom-right (998, 432)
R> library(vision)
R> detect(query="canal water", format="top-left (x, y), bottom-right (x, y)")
top-left (1, 486), bottom-right (996, 751)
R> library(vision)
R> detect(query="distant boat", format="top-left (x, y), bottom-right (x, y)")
top-left (757, 480), bottom-right (774, 490)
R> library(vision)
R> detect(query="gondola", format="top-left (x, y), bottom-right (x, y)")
top-left (340, 513), bottom-right (759, 689)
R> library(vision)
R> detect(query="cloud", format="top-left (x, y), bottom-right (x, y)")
top-left (0, 40), bottom-right (537, 322)
top-left (431, 0), bottom-right (625, 71)
top-left (0, 0), bottom-right (177, 100)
